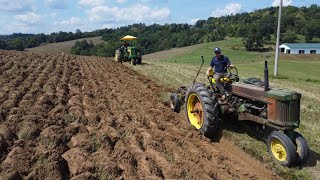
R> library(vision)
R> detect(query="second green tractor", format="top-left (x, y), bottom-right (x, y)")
top-left (114, 35), bottom-right (142, 65)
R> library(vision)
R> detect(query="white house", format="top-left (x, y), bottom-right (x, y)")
top-left (279, 43), bottom-right (320, 54)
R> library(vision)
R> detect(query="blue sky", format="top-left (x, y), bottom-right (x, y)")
top-left (0, 0), bottom-right (319, 35)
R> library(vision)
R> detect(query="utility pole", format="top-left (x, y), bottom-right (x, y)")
top-left (274, 0), bottom-right (283, 76)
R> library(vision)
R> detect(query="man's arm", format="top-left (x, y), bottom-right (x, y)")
top-left (206, 66), bottom-right (213, 75)
top-left (226, 56), bottom-right (234, 68)
top-left (206, 58), bottom-right (215, 75)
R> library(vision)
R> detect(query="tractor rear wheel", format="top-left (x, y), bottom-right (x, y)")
top-left (267, 131), bottom-right (296, 167)
top-left (185, 83), bottom-right (219, 138)
top-left (137, 57), bottom-right (142, 65)
top-left (170, 93), bottom-right (181, 113)
top-left (293, 132), bottom-right (309, 165)
top-left (115, 50), bottom-right (121, 62)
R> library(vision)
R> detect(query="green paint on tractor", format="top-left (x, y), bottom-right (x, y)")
top-left (266, 89), bottom-right (301, 101)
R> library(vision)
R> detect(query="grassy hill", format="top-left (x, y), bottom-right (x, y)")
top-left (129, 37), bottom-right (320, 179)
top-left (26, 36), bottom-right (103, 54)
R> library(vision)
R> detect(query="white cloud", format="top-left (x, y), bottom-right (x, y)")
top-left (211, 3), bottom-right (242, 17)
top-left (45, 0), bottom-right (68, 9)
top-left (138, 0), bottom-right (154, 3)
top-left (55, 17), bottom-right (84, 26)
top-left (272, 0), bottom-right (292, 7)
top-left (190, 18), bottom-right (200, 25)
top-left (0, 0), bottom-right (36, 12)
top-left (116, 0), bottom-right (127, 3)
top-left (50, 12), bottom-right (57, 18)
top-left (14, 12), bottom-right (42, 25)
top-left (78, 0), bottom-right (105, 6)
top-left (102, 23), bottom-right (116, 29)
top-left (87, 4), bottom-right (170, 23)
top-left (2, 12), bottom-right (43, 34)
top-left (52, 17), bottom-right (87, 33)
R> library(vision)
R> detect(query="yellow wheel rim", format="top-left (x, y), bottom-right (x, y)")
top-left (187, 93), bottom-right (203, 129)
top-left (270, 139), bottom-right (287, 161)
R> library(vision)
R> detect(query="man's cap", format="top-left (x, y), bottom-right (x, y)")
top-left (214, 47), bottom-right (221, 52)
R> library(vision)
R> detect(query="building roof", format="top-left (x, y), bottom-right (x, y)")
top-left (281, 43), bottom-right (320, 49)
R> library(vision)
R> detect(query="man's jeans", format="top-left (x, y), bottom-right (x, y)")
top-left (213, 73), bottom-right (228, 94)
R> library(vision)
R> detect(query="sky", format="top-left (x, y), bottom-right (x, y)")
top-left (0, 0), bottom-right (319, 35)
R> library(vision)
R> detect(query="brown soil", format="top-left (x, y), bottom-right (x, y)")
top-left (0, 50), bottom-right (280, 179)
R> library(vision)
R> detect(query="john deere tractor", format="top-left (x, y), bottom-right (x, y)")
top-left (114, 35), bottom-right (142, 65)
top-left (170, 56), bottom-right (309, 167)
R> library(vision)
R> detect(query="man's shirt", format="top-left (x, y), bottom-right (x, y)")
top-left (210, 55), bottom-right (231, 73)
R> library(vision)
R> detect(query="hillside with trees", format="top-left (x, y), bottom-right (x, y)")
top-left (1, 5), bottom-right (320, 55)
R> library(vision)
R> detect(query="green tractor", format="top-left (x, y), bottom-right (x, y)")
top-left (114, 35), bottom-right (142, 65)
top-left (170, 56), bottom-right (309, 167)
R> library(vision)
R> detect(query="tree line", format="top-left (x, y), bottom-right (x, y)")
top-left (72, 4), bottom-right (320, 56)
top-left (1, 5), bottom-right (320, 53)
top-left (0, 30), bottom-right (98, 51)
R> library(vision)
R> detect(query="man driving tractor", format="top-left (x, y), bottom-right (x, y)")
top-left (206, 47), bottom-right (234, 100)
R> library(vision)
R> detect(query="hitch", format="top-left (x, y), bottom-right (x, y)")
top-left (193, 56), bottom-right (205, 84)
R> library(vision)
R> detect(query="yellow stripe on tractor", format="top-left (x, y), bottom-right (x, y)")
top-left (208, 70), bottom-right (232, 84)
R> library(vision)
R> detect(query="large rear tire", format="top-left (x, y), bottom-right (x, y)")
top-left (137, 57), bottom-right (142, 65)
top-left (185, 83), bottom-right (219, 138)
top-left (267, 131), bottom-right (296, 167)
top-left (115, 50), bottom-right (121, 62)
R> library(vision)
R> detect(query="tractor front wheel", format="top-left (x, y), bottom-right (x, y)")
top-left (267, 131), bottom-right (296, 167)
top-left (185, 83), bottom-right (219, 138)
top-left (293, 132), bottom-right (309, 165)
top-left (131, 59), bottom-right (136, 65)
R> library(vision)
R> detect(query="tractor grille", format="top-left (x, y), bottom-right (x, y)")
top-left (276, 101), bottom-right (289, 123)
top-left (276, 100), bottom-right (300, 124)
top-left (290, 100), bottom-right (300, 124)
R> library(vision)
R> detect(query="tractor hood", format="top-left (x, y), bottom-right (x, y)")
top-left (266, 89), bottom-right (301, 101)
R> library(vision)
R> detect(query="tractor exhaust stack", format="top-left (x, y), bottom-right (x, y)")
top-left (264, 61), bottom-right (269, 91)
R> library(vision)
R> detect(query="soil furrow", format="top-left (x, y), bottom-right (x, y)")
top-left (0, 51), bottom-right (281, 180)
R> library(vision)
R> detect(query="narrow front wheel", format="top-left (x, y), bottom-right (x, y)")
top-left (131, 59), bottom-right (136, 65)
top-left (267, 131), bottom-right (296, 167)
top-left (293, 132), bottom-right (309, 165)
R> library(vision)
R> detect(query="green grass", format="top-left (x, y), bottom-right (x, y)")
top-left (130, 37), bottom-right (320, 180)
top-left (26, 36), bottom-right (103, 54)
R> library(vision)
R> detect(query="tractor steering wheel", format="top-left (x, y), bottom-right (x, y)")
top-left (226, 66), bottom-right (239, 81)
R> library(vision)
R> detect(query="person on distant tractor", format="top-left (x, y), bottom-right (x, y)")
top-left (206, 47), bottom-right (234, 99)
top-left (121, 41), bottom-right (129, 51)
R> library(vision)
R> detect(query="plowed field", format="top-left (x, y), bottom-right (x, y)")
top-left (0, 50), bottom-right (280, 179)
